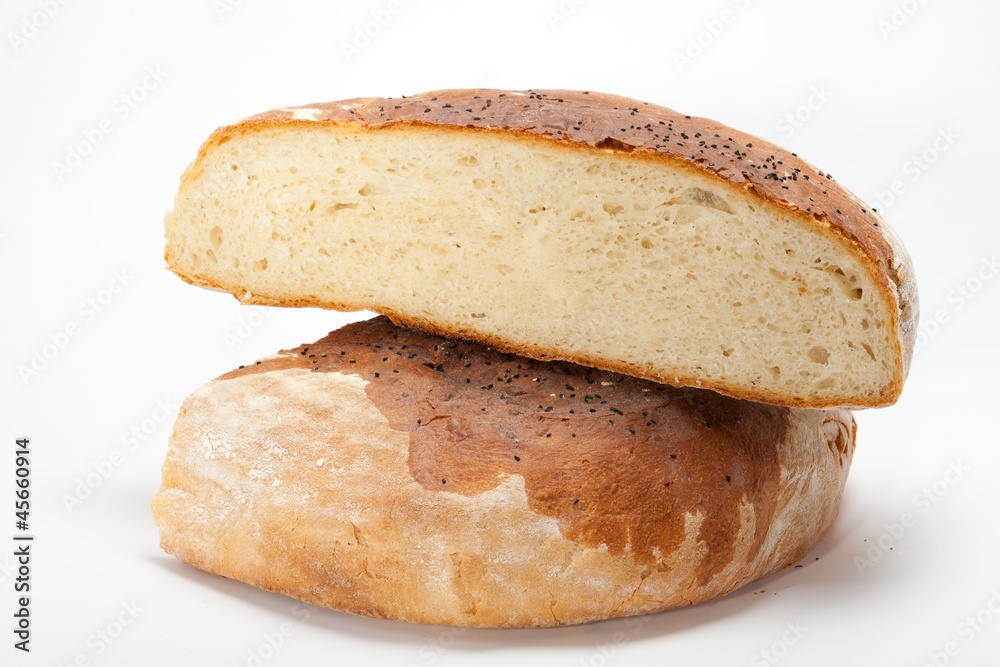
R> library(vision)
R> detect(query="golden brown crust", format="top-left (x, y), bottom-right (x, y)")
top-left (166, 89), bottom-right (916, 408)
top-left (231, 316), bottom-right (789, 580)
top-left (152, 317), bottom-right (856, 627)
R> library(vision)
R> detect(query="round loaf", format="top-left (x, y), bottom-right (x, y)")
top-left (165, 88), bottom-right (918, 409)
top-left (152, 316), bottom-right (856, 627)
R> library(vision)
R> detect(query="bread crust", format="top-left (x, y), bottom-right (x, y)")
top-left (152, 317), bottom-right (855, 627)
top-left (166, 88), bottom-right (918, 408)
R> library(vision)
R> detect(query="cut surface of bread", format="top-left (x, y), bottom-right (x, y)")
top-left (152, 316), bottom-right (856, 628)
top-left (164, 89), bottom-right (918, 408)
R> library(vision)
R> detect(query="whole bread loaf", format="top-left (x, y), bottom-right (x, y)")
top-left (152, 316), bottom-right (856, 627)
top-left (164, 88), bottom-right (917, 409)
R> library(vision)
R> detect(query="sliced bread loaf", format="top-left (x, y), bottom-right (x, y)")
top-left (164, 89), bottom-right (917, 408)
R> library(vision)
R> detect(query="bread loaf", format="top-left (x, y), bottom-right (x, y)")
top-left (164, 89), bottom-right (917, 409)
top-left (152, 316), bottom-right (856, 627)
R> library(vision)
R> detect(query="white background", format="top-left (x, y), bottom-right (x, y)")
top-left (2, 0), bottom-right (999, 664)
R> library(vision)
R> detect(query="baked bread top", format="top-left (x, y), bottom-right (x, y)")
top-left (153, 316), bottom-right (856, 627)
top-left (223, 316), bottom-right (795, 571)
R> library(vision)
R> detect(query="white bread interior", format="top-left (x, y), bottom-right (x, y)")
top-left (165, 123), bottom-right (900, 408)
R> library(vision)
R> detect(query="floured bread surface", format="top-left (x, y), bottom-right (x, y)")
top-left (164, 88), bottom-right (917, 409)
top-left (152, 317), bottom-right (855, 628)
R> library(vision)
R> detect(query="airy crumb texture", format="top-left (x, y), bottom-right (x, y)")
top-left (164, 89), bottom-right (918, 408)
top-left (152, 317), bottom-right (856, 628)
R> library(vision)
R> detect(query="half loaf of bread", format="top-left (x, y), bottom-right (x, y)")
top-left (152, 316), bottom-right (856, 627)
top-left (164, 89), bottom-right (917, 408)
